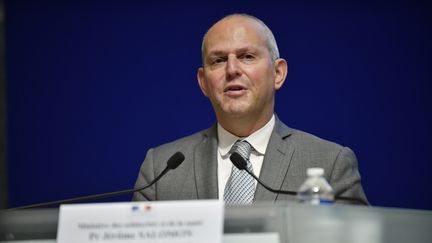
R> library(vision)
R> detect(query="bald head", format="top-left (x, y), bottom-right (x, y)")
top-left (201, 14), bottom-right (280, 64)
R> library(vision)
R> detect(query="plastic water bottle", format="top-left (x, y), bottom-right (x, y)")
top-left (297, 168), bottom-right (334, 205)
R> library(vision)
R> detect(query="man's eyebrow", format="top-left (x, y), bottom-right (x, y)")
top-left (207, 50), bottom-right (226, 57)
top-left (207, 47), bottom-right (258, 57)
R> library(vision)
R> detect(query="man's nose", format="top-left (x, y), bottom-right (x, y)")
top-left (226, 55), bottom-right (242, 80)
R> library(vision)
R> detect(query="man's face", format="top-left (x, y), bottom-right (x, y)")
top-left (198, 17), bottom-right (285, 123)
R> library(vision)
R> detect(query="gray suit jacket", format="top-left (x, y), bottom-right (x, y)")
top-left (132, 119), bottom-right (368, 205)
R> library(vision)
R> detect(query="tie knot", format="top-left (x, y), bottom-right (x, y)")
top-left (231, 140), bottom-right (252, 161)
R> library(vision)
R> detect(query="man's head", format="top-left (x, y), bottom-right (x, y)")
top-left (197, 14), bottom-right (288, 136)
top-left (201, 14), bottom-right (280, 63)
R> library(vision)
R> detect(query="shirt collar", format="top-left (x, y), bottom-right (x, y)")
top-left (217, 115), bottom-right (275, 157)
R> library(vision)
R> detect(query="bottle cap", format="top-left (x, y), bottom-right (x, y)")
top-left (307, 167), bottom-right (324, 176)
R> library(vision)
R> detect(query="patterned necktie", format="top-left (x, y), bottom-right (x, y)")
top-left (224, 140), bottom-right (255, 204)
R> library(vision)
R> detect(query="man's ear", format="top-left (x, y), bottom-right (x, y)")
top-left (274, 58), bottom-right (288, 90)
top-left (197, 67), bottom-right (209, 97)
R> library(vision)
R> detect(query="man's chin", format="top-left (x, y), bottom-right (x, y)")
top-left (221, 107), bottom-right (250, 118)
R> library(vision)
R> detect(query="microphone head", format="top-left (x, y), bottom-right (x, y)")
top-left (166, 152), bottom-right (185, 169)
top-left (229, 152), bottom-right (247, 170)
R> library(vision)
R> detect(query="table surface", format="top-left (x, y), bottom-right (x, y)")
top-left (1, 202), bottom-right (432, 243)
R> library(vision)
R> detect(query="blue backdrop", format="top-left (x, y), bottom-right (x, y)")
top-left (5, 0), bottom-right (432, 210)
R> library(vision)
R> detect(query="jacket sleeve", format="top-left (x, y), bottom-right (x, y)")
top-left (330, 147), bottom-right (369, 205)
top-left (132, 148), bottom-right (156, 201)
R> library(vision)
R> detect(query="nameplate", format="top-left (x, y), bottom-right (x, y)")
top-left (57, 200), bottom-right (224, 243)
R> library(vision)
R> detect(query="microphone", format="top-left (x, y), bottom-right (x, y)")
top-left (6, 152), bottom-right (185, 211)
top-left (229, 152), bottom-right (365, 204)
top-left (230, 152), bottom-right (296, 196)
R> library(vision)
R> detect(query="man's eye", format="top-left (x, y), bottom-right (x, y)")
top-left (241, 54), bottom-right (255, 60)
top-left (212, 58), bottom-right (226, 65)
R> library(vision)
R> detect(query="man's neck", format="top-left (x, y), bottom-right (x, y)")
top-left (217, 113), bottom-right (274, 137)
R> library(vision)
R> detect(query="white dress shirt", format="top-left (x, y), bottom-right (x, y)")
top-left (217, 115), bottom-right (275, 200)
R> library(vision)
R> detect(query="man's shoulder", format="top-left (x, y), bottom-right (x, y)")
top-left (280, 124), bottom-right (356, 163)
top-left (151, 125), bottom-right (216, 154)
top-left (293, 129), bottom-right (343, 147)
top-left (278, 120), bottom-right (347, 153)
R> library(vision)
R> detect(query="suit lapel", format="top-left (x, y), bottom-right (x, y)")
top-left (254, 119), bottom-right (295, 201)
top-left (193, 125), bottom-right (219, 199)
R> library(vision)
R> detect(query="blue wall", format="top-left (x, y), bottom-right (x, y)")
top-left (5, 1), bottom-right (432, 210)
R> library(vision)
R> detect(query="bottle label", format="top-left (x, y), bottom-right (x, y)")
top-left (319, 199), bottom-right (333, 205)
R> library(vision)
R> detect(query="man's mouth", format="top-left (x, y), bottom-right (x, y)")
top-left (224, 85), bottom-right (247, 92)
top-left (224, 85), bottom-right (247, 97)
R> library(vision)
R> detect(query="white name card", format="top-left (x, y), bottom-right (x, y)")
top-left (57, 200), bottom-right (224, 243)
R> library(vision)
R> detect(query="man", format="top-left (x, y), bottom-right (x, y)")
top-left (133, 14), bottom-right (368, 205)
